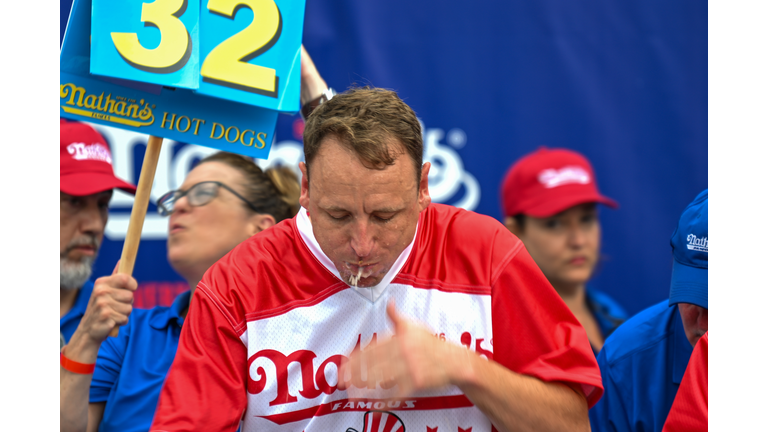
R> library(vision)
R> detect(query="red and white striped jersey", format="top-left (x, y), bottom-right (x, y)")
top-left (151, 204), bottom-right (602, 432)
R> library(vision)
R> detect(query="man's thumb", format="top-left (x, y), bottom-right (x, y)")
top-left (386, 301), bottom-right (404, 331)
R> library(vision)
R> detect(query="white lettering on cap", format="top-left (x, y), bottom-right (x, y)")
top-left (67, 142), bottom-right (113, 164)
top-left (538, 166), bottom-right (590, 188)
top-left (686, 234), bottom-right (708, 253)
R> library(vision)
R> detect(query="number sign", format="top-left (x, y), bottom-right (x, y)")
top-left (60, 0), bottom-right (305, 159)
top-left (90, 0), bottom-right (200, 90)
top-left (90, 0), bottom-right (304, 112)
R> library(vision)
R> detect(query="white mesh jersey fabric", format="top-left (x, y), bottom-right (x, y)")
top-left (240, 284), bottom-right (494, 432)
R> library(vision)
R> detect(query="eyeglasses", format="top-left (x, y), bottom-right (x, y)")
top-left (156, 181), bottom-right (263, 216)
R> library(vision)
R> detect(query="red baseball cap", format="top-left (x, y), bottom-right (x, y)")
top-left (500, 147), bottom-right (618, 218)
top-left (60, 119), bottom-right (137, 196)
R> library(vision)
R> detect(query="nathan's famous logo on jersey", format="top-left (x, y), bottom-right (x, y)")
top-left (347, 410), bottom-right (405, 432)
top-left (686, 234), bottom-right (708, 252)
top-left (247, 332), bottom-right (492, 406)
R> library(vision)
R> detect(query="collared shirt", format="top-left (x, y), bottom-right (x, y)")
top-left (60, 280), bottom-right (94, 343)
top-left (586, 287), bottom-right (628, 349)
top-left (90, 290), bottom-right (190, 432)
top-left (589, 300), bottom-right (693, 432)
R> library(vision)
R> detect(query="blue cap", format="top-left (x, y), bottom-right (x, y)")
top-left (669, 189), bottom-right (708, 309)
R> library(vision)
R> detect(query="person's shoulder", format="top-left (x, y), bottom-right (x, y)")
top-left (197, 215), bottom-right (338, 316)
top-left (404, 204), bottom-right (522, 287)
top-left (208, 217), bottom-right (303, 275)
top-left (130, 290), bottom-right (190, 328)
top-left (600, 300), bottom-right (678, 365)
top-left (81, 279), bottom-right (95, 295)
top-left (422, 203), bottom-right (520, 248)
top-left (121, 306), bottom-right (160, 331)
top-left (587, 288), bottom-right (629, 320)
top-left (233, 216), bottom-right (299, 257)
top-left (425, 203), bottom-right (506, 231)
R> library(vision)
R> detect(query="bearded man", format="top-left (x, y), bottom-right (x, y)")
top-left (59, 119), bottom-right (136, 343)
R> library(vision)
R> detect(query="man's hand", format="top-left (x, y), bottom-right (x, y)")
top-left (65, 263), bottom-right (138, 363)
top-left (339, 301), bottom-right (471, 397)
top-left (81, 273), bottom-right (137, 341)
top-left (61, 263), bottom-right (135, 432)
top-left (338, 302), bottom-right (589, 432)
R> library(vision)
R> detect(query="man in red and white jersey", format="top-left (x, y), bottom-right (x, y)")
top-left (151, 87), bottom-right (603, 432)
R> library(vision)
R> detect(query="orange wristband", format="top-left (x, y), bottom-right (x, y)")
top-left (60, 346), bottom-right (96, 374)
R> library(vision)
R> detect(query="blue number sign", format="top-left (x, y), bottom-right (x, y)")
top-left (60, 0), bottom-right (306, 159)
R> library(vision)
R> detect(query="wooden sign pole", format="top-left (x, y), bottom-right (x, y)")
top-left (109, 135), bottom-right (163, 337)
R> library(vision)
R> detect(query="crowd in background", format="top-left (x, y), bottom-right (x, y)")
top-left (60, 48), bottom-right (707, 432)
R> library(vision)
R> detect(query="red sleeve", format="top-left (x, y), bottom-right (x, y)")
top-left (491, 242), bottom-right (604, 408)
top-left (150, 279), bottom-right (248, 431)
top-left (663, 332), bottom-right (708, 432)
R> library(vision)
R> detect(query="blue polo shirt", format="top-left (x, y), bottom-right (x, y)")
top-left (61, 280), bottom-right (94, 343)
top-left (589, 300), bottom-right (693, 432)
top-left (90, 290), bottom-right (190, 432)
top-left (586, 288), bottom-right (628, 343)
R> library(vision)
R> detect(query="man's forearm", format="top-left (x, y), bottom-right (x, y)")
top-left (451, 345), bottom-right (590, 432)
top-left (60, 334), bottom-right (100, 432)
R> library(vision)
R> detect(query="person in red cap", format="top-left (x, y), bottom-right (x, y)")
top-left (500, 147), bottom-right (627, 353)
top-left (60, 119), bottom-right (138, 345)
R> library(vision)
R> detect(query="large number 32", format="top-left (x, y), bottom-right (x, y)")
top-left (111, 0), bottom-right (281, 98)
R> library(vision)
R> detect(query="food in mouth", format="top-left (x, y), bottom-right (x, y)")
top-left (349, 266), bottom-right (364, 287)
top-left (346, 260), bottom-right (374, 287)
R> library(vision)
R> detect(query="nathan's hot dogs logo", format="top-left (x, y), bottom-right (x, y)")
top-left (248, 332), bottom-right (492, 406)
top-left (60, 83), bottom-right (155, 127)
top-left (60, 83), bottom-right (271, 150)
top-left (686, 234), bottom-right (708, 253)
top-left (247, 332), bottom-right (492, 425)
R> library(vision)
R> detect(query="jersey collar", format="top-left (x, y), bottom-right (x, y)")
top-left (296, 206), bottom-right (418, 303)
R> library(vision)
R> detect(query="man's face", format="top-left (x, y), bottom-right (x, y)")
top-left (678, 302), bottom-right (708, 347)
top-left (299, 136), bottom-right (431, 287)
top-left (60, 190), bottom-right (111, 289)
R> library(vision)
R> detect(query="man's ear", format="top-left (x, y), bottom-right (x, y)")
top-left (504, 216), bottom-right (521, 236)
top-left (299, 161), bottom-right (310, 210)
top-left (418, 162), bottom-right (432, 211)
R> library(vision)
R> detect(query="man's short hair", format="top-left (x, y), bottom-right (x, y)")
top-left (303, 87), bottom-right (423, 184)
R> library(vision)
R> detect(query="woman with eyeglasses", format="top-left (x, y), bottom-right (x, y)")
top-left (161, 152), bottom-right (300, 291)
top-left (60, 150), bottom-right (302, 432)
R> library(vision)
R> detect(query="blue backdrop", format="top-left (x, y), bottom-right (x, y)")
top-left (61, 0), bottom-right (707, 316)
